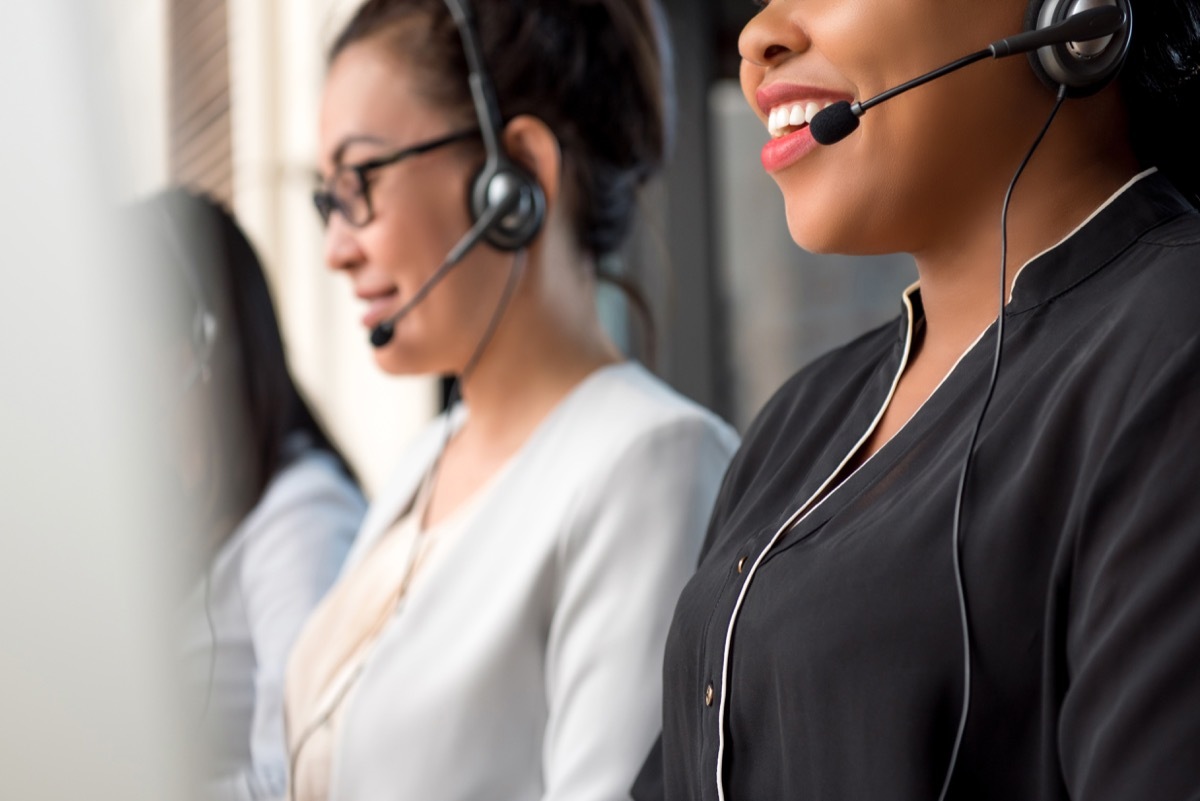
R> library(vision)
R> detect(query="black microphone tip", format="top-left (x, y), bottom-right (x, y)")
top-left (369, 321), bottom-right (394, 348)
top-left (810, 100), bottom-right (860, 146)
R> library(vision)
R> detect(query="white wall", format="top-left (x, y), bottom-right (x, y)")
top-left (107, 0), bottom-right (170, 197)
top-left (1, 3), bottom-right (189, 799)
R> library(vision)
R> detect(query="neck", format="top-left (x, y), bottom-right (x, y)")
top-left (910, 120), bottom-right (1140, 364)
top-left (452, 256), bottom-right (621, 454)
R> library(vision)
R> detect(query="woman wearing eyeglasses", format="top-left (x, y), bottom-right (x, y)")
top-left (282, 2), bottom-right (738, 800)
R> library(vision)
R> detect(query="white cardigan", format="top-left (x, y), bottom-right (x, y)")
top-left (319, 362), bottom-right (738, 801)
top-left (179, 448), bottom-right (365, 800)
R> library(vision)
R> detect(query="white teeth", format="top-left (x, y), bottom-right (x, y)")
top-left (766, 99), bottom-right (839, 138)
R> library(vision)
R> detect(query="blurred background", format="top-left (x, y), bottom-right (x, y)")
top-left (110, 0), bottom-right (916, 495)
top-left (1, 3), bottom-right (913, 797)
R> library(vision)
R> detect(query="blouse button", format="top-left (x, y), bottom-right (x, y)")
top-left (736, 556), bottom-right (747, 574)
top-left (704, 683), bottom-right (715, 707)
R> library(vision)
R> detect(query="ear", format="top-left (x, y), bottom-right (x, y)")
top-left (501, 114), bottom-right (562, 209)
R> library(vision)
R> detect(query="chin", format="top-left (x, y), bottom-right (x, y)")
top-left (372, 344), bottom-right (425, 377)
top-left (373, 338), bottom-right (461, 379)
top-left (771, 167), bottom-right (857, 255)
top-left (782, 199), bottom-right (857, 256)
top-left (779, 180), bottom-right (903, 257)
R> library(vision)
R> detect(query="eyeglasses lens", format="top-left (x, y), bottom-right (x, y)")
top-left (313, 170), bottom-right (371, 227)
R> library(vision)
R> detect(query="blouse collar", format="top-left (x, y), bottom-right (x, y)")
top-left (897, 168), bottom-right (1194, 335)
top-left (1006, 168), bottom-right (1193, 314)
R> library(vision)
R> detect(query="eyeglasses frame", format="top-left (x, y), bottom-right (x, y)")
top-left (313, 127), bottom-right (481, 227)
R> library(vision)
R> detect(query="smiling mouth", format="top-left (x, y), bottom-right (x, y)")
top-left (359, 288), bottom-right (400, 328)
top-left (766, 100), bottom-right (840, 138)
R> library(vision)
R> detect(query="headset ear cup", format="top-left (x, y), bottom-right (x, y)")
top-left (1024, 0), bottom-right (1133, 97)
top-left (1025, 0), bottom-right (1059, 91)
top-left (469, 161), bottom-right (546, 252)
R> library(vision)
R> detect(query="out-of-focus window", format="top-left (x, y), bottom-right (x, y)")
top-left (168, 0), bottom-right (234, 205)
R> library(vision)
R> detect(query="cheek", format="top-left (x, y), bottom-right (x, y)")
top-left (740, 59), bottom-right (764, 114)
top-left (771, 62), bottom-right (1040, 254)
top-left (375, 173), bottom-right (474, 280)
top-left (372, 251), bottom-right (509, 375)
top-left (770, 131), bottom-right (934, 256)
top-left (367, 196), bottom-right (512, 373)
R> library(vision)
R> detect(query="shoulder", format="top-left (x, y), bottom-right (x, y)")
top-left (569, 361), bottom-right (733, 432)
top-left (236, 448), bottom-right (365, 551)
top-left (1079, 207), bottom-right (1200, 371)
top-left (547, 362), bottom-right (739, 478)
top-left (1124, 207), bottom-right (1200, 327)
top-left (255, 448), bottom-right (365, 521)
top-left (224, 448), bottom-right (364, 592)
top-left (503, 364), bottom-right (738, 544)
top-left (544, 367), bottom-right (740, 574)
top-left (1140, 204), bottom-right (1200, 248)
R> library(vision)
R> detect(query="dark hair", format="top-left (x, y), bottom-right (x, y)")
top-left (330, 0), bottom-right (672, 260)
top-left (144, 188), bottom-right (356, 546)
top-left (1121, 0), bottom-right (1200, 206)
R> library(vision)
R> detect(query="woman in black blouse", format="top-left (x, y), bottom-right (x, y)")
top-left (634, 1), bottom-right (1200, 800)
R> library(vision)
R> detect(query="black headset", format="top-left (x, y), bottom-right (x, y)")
top-left (1026, 0), bottom-right (1133, 96)
top-left (442, 0), bottom-right (546, 251)
top-left (366, 0), bottom-right (548, 349)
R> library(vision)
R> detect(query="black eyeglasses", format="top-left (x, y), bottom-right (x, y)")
top-left (313, 128), bottom-right (480, 228)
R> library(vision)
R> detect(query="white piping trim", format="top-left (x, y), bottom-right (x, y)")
top-left (712, 290), bottom-right (919, 800)
top-left (712, 282), bottom-right (989, 800)
top-left (1008, 167), bottom-right (1158, 302)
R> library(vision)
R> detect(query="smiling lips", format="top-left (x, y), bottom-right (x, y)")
top-left (754, 85), bottom-right (853, 172)
top-left (358, 287), bottom-right (399, 328)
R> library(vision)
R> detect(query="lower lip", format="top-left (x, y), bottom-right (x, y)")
top-left (760, 126), bottom-right (819, 173)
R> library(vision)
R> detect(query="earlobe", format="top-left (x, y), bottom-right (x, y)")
top-left (501, 114), bottom-right (561, 208)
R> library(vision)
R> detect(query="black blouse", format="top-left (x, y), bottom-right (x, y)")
top-left (634, 171), bottom-right (1200, 801)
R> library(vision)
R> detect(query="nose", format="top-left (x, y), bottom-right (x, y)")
top-left (323, 214), bottom-right (364, 273)
top-left (739, 1), bottom-right (811, 68)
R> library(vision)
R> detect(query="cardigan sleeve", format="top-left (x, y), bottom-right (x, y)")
top-left (1059, 334), bottom-right (1200, 801)
top-left (540, 416), bottom-right (736, 801)
top-left (204, 453), bottom-right (364, 801)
